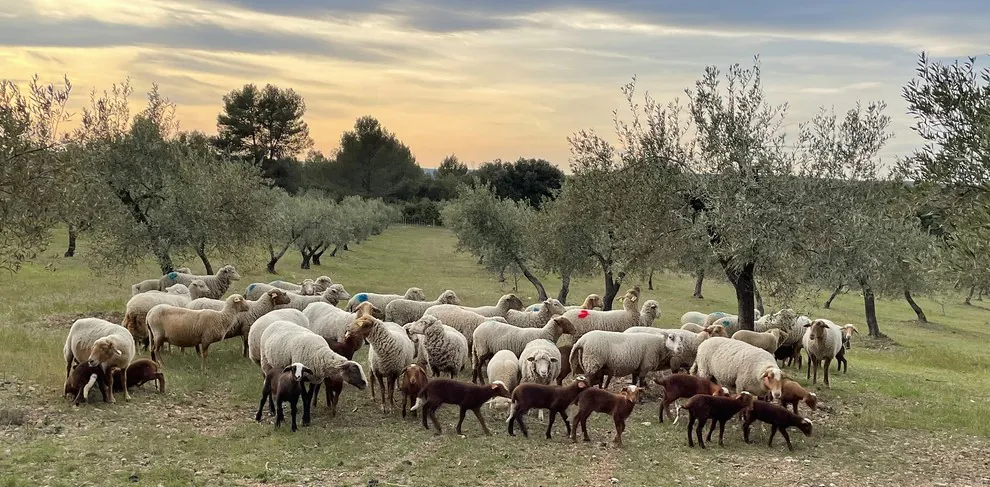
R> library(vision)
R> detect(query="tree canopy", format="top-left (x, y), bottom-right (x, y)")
top-left (215, 83), bottom-right (313, 165)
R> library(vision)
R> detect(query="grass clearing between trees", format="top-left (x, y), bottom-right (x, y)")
top-left (1, 225), bottom-right (989, 486)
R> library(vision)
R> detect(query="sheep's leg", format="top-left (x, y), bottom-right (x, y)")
top-left (198, 344), bottom-right (210, 373)
top-left (768, 424), bottom-right (777, 447)
top-left (289, 397), bottom-right (298, 432)
top-left (428, 405), bottom-right (443, 435)
top-left (545, 411), bottom-right (556, 439)
top-left (791, 402), bottom-right (798, 415)
top-left (580, 415), bottom-right (591, 442)
top-left (369, 371), bottom-right (377, 400)
top-left (538, 409), bottom-right (545, 421)
top-left (823, 357), bottom-right (832, 388)
top-left (695, 419), bottom-right (706, 449)
top-left (672, 403), bottom-right (683, 425)
top-left (401, 393), bottom-right (408, 419)
top-left (613, 417), bottom-right (625, 447)
top-left (386, 375), bottom-right (397, 413)
top-left (806, 356), bottom-right (813, 382)
top-left (155, 372), bottom-right (166, 393)
top-left (742, 420), bottom-right (752, 443)
top-left (687, 416), bottom-right (695, 447)
top-left (472, 408), bottom-right (491, 436)
top-left (421, 402), bottom-right (429, 430)
top-left (301, 384), bottom-right (314, 426)
top-left (64, 353), bottom-right (73, 378)
top-left (559, 410), bottom-right (572, 437)
top-left (241, 335), bottom-right (249, 358)
top-left (780, 427), bottom-right (793, 450)
top-left (256, 384), bottom-right (271, 422)
top-left (706, 419), bottom-right (717, 442)
top-left (455, 407), bottom-right (467, 435)
top-left (508, 407), bottom-right (523, 437)
top-left (658, 398), bottom-right (670, 423)
top-left (717, 419), bottom-right (726, 447)
top-left (376, 374), bottom-right (387, 413)
top-left (275, 399), bottom-right (284, 429)
top-left (602, 375), bottom-right (612, 389)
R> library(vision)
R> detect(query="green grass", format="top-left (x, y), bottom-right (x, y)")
top-left (1, 225), bottom-right (989, 486)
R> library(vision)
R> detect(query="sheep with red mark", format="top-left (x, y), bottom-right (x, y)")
top-left (653, 373), bottom-right (729, 424)
top-left (683, 391), bottom-right (756, 448)
top-left (570, 384), bottom-right (642, 447)
top-left (398, 364), bottom-right (429, 418)
top-left (561, 287), bottom-right (640, 338)
top-left (779, 378), bottom-right (817, 414)
top-left (742, 399), bottom-right (813, 450)
top-left (410, 379), bottom-right (511, 436)
top-left (255, 363), bottom-right (314, 432)
top-left (110, 358), bottom-right (165, 394)
top-left (63, 318), bottom-right (135, 403)
top-left (506, 375), bottom-right (591, 439)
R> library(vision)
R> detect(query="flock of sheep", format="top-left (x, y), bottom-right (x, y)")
top-left (61, 265), bottom-right (859, 449)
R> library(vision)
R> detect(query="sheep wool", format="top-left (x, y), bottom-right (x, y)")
top-left (248, 309), bottom-right (310, 365)
top-left (406, 315), bottom-right (469, 378)
top-left (562, 288), bottom-right (641, 337)
top-left (563, 294), bottom-right (606, 312)
top-left (518, 339), bottom-right (561, 386)
top-left (471, 317), bottom-right (576, 382)
top-left (122, 281), bottom-right (210, 350)
top-left (486, 350), bottom-right (521, 393)
top-left (571, 330), bottom-right (682, 386)
top-left (303, 301), bottom-right (382, 343)
top-left (187, 289), bottom-right (292, 357)
top-left (259, 320), bottom-right (367, 388)
top-left (284, 285), bottom-right (351, 311)
top-left (131, 278), bottom-right (161, 295)
top-left (346, 287), bottom-right (426, 313)
top-left (420, 304), bottom-right (506, 352)
top-left (503, 299), bottom-right (567, 329)
top-left (147, 294), bottom-right (250, 370)
top-left (461, 294), bottom-right (525, 318)
top-left (63, 318), bottom-right (136, 402)
top-left (692, 337), bottom-right (783, 398)
top-left (623, 327), bottom-right (701, 372)
top-left (731, 329), bottom-right (786, 354)
top-left (385, 290), bottom-right (460, 326)
top-left (348, 316), bottom-right (417, 412)
top-left (160, 265), bottom-right (240, 299)
top-left (639, 300), bottom-right (661, 327)
top-left (681, 311), bottom-right (708, 325)
top-left (802, 319), bottom-right (843, 387)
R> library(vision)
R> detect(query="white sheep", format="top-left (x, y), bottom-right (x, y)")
top-left (681, 323), bottom-right (705, 333)
top-left (303, 301), bottom-right (383, 344)
top-left (518, 338), bottom-right (563, 421)
top-left (283, 285), bottom-right (351, 311)
top-left (346, 316), bottom-right (417, 413)
top-left (405, 315), bottom-right (469, 378)
top-left (802, 319), bottom-right (843, 387)
top-left (639, 300), bottom-right (661, 327)
top-left (63, 318), bottom-right (135, 403)
top-left (270, 276), bottom-right (332, 294)
top-left (731, 329), bottom-right (787, 354)
top-left (561, 287), bottom-right (640, 338)
top-left (471, 317), bottom-right (576, 383)
top-left (147, 294), bottom-right (250, 371)
top-left (691, 337), bottom-right (783, 399)
top-left (486, 350), bottom-right (521, 394)
top-left (419, 304), bottom-right (507, 353)
top-left (122, 281), bottom-right (210, 350)
top-left (622, 327), bottom-right (708, 372)
top-left (526, 294), bottom-right (604, 313)
top-left (258, 320), bottom-right (368, 399)
top-left (345, 287), bottom-right (426, 313)
top-left (461, 294), bottom-right (525, 317)
top-left (186, 288), bottom-right (292, 357)
top-left (384, 289), bottom-right (460, 326)
top-left (131, 268), bottom-right (192, 295)
top-left (680, 311), bottom-right (707, 325)
top-left (248, 309), bottom-right (310, 365)
top-left (503, 298), bottom-right (567, 329)
top-left (159, 265), bottom-right (240, 299)
top-left (570, 330), bottom-right (683, 387)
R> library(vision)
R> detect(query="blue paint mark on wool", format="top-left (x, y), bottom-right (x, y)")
top-left (356, 293), bottom-right (368, 303)
top-left (532, 306), bottom-right (541, 312)
top-left (248, 284), bottom-right (256, 292)
top-left (712, 311), bottom-right (726, 318)
top-left (167, 272), bottom-right (177, 280)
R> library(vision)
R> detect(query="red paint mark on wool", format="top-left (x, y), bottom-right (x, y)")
top-left (578, 310), bottom-right (590, 319)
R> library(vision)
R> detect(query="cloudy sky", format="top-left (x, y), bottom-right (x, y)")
top-left (2, 1), bottom-right (988, 168)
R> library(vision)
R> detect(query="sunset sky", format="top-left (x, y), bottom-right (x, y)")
top-left (2, 0), bottom-right (988, 169)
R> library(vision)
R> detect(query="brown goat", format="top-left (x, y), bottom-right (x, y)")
top-left (555, 344), bottom-right (572, 385)
top-left (684, 392), bottom-right (755, 448)
top-left (654, 373), bottom-right (729, 423)
top-left (110, 359), bottom-right (165, 394)
top-left (398, 364), bottom-right (429, 418)
top-left (64, 362), bottom-right (112, 405)
top-left (507, 375), bottom-right (591, 439)
top-left (570, 384), bottom-right (641, 447)
top-left (742, 399), bottom-right (814, 450)
top-left (410, 378), bottom-right (510, 436)
top-left (779, 378), bottom-right (817, 414)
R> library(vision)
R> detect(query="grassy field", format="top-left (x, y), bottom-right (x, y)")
top-left (1, 225), bottom-right (989, 487)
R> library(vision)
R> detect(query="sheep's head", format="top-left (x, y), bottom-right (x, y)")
top-left (165, 284), bottom-right (190, 295)
top-left (218, 265), bottom-right (241, 281)
top-left (323, 284), bottom-right (351, 304)
top-left (618, 289), bottom-right (639, 309)
top-left (840, 324), bottom-right (859, 349)
top-left (174, 267), bottom-right (192, 274)
top-left (761, 367), bottom-right (783, 400)
top-left (268, 289), bottom-right (292, 307)
top-left (347, 316), bottom-right (378, 337)
top-left (708, 383), bottom-right (730, 396)
top-left (754, 308), bottom-right (762, 320)
top-left (501, 294), bottom-right (525, 311)
top-left (299, 279), bottom-right (316, 296)
top-left (87, 337), bottom-right (123, 366)
top-left (619, 384), bottom-right (641, 403)
top-left (438, 290), bottom-right (460, 305)
top-left (734, 391), bottom-right (757, 410)
top-left (804, 392), bottom-right (818, 411)
top-left (582, 294), bottom-right (604, 310)
top-left (551, 316), bottom-right (576, 335)
top-left (353, 301), bottom-right (384, 320)
top-left (401, 364), bottom-right (426, 387)
top-left (573, 374), bottom-right (590, 390)
top-left (226, 294), bottom-right (250, 313)
top-left (338, 361), bottom-right (368, 390)
top-left (525, 349), bottom-right (558, 380)
top-left (488, 381), bottom-right (511, 399)
top-left (408, 315), bottom-right (440, 335)
top-left (664, 332), bottom-right (684, 355)
top-left (314, 275), bottom-right (333, 290)
top-left (797, 417), bottom-right (813, 436)
top-left (768, 329), bottom-right (787, 347)
top-left (704, 324), bottom-right (727, 337)
top-left (641, 300), bottom-right (661, 320)
top-left (188, 280), bottom-right (210, 298)
top-left (773, 308), bottom-right (797, 328)
top-left (283, 363), bottom-right (313, 383)
top-left (543, 298), bottom-right (566, 315)
top-left (804, 319), bottom-right (830, 344)
top-left (406, 287), bottom-right (426, 301)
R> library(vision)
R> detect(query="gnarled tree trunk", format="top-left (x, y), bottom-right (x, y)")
top-left (311, 243), bottom-right (327, 265)
top-left (723, 261), bottom-right (756, 331)
top-left (196, 241), bottom-right (214, 275)
top-left (647, 269), bottom-right (654, 291)
top-left (299, 247), bottom-right (313, 269)
top-left (859, 278), bottom-right (882, 337)
top-left (601, 270), bottom-right (626, 311)
top-left (64, 225), bottom-right (78, 257)
top-left (516, 260), bottom-right (547, 301)
top-left (267, 242), bottom-right (292, 274)
top-left (693, 269), bottom-right (704, 299)
top-left (904, 289), bottom-right (927, 323)
top-left (755, 288), bottom-right (765, 318)
top-left (824, 284), bottom-right (843, 309)
top-left (557, 272), bottom-right (571, 305)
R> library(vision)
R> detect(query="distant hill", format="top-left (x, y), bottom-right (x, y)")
top-left (422, 167), bottom-right (437, 176)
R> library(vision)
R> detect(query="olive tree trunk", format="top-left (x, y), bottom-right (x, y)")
top-left (557, 272), bottom-right (571, 305)
top-left (64, 225), bottom-right (78, 257)
top-left (904, 289), bottom-right (927, 323)
top-left (723, 261), bottom-right (756, 331)
top-left (824, 284), bottom-right (843, 309)
top-left (693, 269), bottom-right (705, 299)
top-left (196, 241), bottom-right (214, 275)
top-left (859, 278), bottom-right (882, 337)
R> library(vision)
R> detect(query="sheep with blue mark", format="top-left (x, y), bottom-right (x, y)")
top-left (159, 265), bottom-right (241, 299)
top-left (345, 288), bottom-right (427, 313)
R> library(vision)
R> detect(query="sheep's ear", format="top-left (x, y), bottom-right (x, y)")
top-left (802, 323), bottom-right (812, 328)
top-left (115, 349), bottom-right (123, 356)
top-left (302, 366), bottom-right (314, 375)
top-left (490, 384), bottom-right (500, 390)
top-left (527, 357), bottom-right (535, 362)
top-left (282, 365), bottom-right (295, 373)
top-left (550, 357), bottom-right (559, 363)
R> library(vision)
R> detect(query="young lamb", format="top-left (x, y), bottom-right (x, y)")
top-left (160, 265), bottom-right (240, 299)
top-left (260, 320), bottom-right (369, 425)
top-left (418, 304), bottom-right (507, 353)
top-left (303, 301), bottom-right (383, 344)
top-left (187, 288), bottom-right (292, 357)
top-left (503, 298), bottom-right (567, 329)
top-left (486, 350), bottom-right (521, 393)
top-left (64, 362), bottom-right (111, 406)
top-left (471, 317), bottom-right (577, 383)
top-left (255, 363), bottom-right (314, 432)
top-left (731, 329), bottom-right (787, 354)
top-left (691, 337), bottom-right (784, 399)
top-left (147, 294), bottom-right (251, 371)
top-left (742, 399), bottom-right (814, 451)
top-left (639, 300), bottom-right (661, 327)
top-left (110, 358), bottom-right (165, 394)
top-left (561, 287), bottom-right (640, 338)
top-left (570, 330), bottom-right (684, 387)
top-left (283, 285), bottom-right (351, 311)
top-left (779, 378), bottom-right (817, 414)
top-left (63, 318), bottom-right (135, 403)
top-left (346, 287), bottom-right (427, 313)
top-left (570, 384), bottom-right (642, 447)
top-left (410, 379), bottom-right (511, 436)
top-left (506, 375), bottom-right (591, 439)
top-left (248, 309), bottom-right (310, 365)
top-left (385, 290), bottom-right (461, 326)
top-left (653, 373), bottom-right (729, 424)
top-left (122, 281), bottom-right (209, 350)
top-left (680, 311), bottom-right (708, 325)
top-left (398, 364), bottom-right (429, 418)
top-left (405, 315), bottom-right (469, 378)
top-left (346, 316), bottom-right (416, 413)
top-left (461, 294), bottom-right (525, 317)
top-left (314, 321), bottom-right (375, 417)
top-left (683, 392), bottom-right (756, 448)
top-left (802, 319), bottom-right (843, 387)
